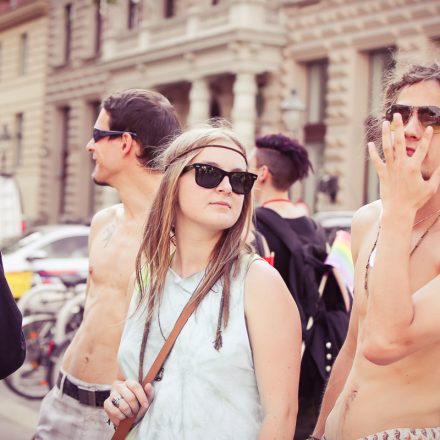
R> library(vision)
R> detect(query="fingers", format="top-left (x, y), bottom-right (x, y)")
top-left (144, 383), bottom-right (154, 402)
top-left (104, 392), bottom-right (125, 427)
top-left (392, 113), bottom-right (406, 159)
top-left (381, 120), bottom-right (394, 164)
top-left (428, 164), bottom-right (440, 194)
top-left (125, 380), bottom-right (152, 410)
top-left (134, 383), bottom-right (155, 424)
top-left (412, 125), bottom-right (433, 165)
top-left (114, 380), bottom-right (144, 416)
top-left (368, 142), bottom-right (385, 177)
top-left (103, 380), bottom-right (154, 426)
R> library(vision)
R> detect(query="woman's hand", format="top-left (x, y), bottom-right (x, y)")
top-left (104, 380), bottom-right (154, 427)
top-left (368, 113), bottom-right (440, 214)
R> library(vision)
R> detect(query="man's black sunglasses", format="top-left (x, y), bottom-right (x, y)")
top-left (385, 104), bottom-right (440, 133)
top-left (93, 128), bottom-right (139, 143)
top-left (182, 163), bottom-right (257, 195)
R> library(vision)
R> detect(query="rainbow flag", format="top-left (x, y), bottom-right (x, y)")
top-left (325, 230), bottom-right (354, 295)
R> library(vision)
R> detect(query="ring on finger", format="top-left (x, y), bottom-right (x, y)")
top-left (111, 396), bottom-right (123, 409)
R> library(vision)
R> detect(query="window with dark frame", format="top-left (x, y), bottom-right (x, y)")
top-left (19, 33), bottom-right (28, 75)
top-left (127, 0), bottom-right (139, 29)
top-left (15, 113), bottom-right (23, 167)
top-left (304, 58), bottom-right (328, 211)
top-left (59, 107), bottom-right (70, 216)
top-left (305, 59), bottom-right (328, 142)
top-left (64, 3), bottom-right (72, 63)
top-left (95, 1), bottom-right (102, 54)
top-left (164, 0), bottom-right (175, 18)
top-left (364, 47), bottom-right (395, 204)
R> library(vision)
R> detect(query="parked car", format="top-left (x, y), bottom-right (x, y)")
top-left (313, 210), bottom-right (355, 243)
top-left (0, 174), bottom-right (26, 246)
top-left (1, 224), bottom-right (90, 299)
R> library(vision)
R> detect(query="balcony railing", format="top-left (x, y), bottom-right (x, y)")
top-left (104, 2), bottom-right (282, 60)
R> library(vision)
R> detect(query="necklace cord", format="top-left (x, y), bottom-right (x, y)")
top-left (364, 211), bottom-right (440, 295)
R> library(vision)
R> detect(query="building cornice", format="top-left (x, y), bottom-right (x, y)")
top-left (0, 0), bottom-right (48, 31)
top-left (101, 28), bottom-right (286, 73)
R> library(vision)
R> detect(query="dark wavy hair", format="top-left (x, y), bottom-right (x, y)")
top-left (255, 133), bottom-right (313, 191)
top-left (102, 89), bottom-right (182, 168)
top-left (366, 60), bottom-right (440, 150)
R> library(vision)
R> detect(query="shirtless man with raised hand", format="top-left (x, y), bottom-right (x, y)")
top-left (310, 61), bottom-right (440, 440)
top-left (35, 89), bottom-right (181, 439)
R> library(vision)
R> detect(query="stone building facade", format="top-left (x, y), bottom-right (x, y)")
top-left (283, 0), bottom-right (440, 210)
top-left (2, 0), bottom-right (440, 224)
top-left (0, 0), bottom-right (49, 222)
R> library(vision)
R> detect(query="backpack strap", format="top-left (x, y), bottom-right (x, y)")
top-left (255, 208), bottom-right (305, 254)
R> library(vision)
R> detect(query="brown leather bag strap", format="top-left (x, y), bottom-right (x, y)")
top-left (111, 297), bottom-right (199, 440)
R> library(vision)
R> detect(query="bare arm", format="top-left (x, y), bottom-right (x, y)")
top-left (245, 259), bottom-right (302, 439)
top-left (363, 119), bottom-right (440, 365)
top-left (103, 270), bottom-right (152, 426)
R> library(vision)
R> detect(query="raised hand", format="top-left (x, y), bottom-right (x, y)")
top-left (368, 113), bottom-right (440, 214)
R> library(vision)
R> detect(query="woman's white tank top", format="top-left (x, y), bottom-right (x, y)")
top-left (118, 254), bottom-right (262, 439)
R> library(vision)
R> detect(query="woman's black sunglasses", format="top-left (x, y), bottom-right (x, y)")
top-left (93, 128), bottom-right (139, 143)
top-left (385, 104), bottom-right (440, 134)
top-left (182, 163), bottom-right (257, 195)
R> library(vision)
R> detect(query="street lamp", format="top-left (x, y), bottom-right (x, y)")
top-left (0, 124), bottom-right (11, 176)
top-left (280, 89), bottom-right (305, 137)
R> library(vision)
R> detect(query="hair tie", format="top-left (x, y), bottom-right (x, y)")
top-left (169, 144), bottom-right (248, 167)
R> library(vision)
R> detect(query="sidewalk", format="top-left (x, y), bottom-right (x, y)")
top-left (0, 382), bottom-right (40, 439)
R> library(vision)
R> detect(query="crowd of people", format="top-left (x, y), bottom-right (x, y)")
top-left (1, 58), bottom-right (440, 440)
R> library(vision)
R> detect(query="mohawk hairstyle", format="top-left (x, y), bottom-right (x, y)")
top-left (255, 133), bottom-right (313, 190)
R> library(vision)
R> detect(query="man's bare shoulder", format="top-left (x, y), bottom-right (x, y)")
top-left (352, 200), bottom-right (382, 232)
top-left (90, 204), bottom-right (123, 233)
top-left (351, 200), bottom-right (382, 262)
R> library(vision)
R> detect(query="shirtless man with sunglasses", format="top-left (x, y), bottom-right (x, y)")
top-left (310, 61), bottom-right (440, 440)
top-left (35, 90), bottom-right (181, 439)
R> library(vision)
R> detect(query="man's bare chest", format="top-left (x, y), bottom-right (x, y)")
top-left (89, 223), bottom-right (143, 286)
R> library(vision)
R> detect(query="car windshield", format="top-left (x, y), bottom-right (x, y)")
top-left (1, 231), bottom-right (45, 254)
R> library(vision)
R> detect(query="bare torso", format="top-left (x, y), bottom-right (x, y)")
top-left (62, 204), bottom-right (145, 384)
top-left (325, 201), bottom-right (440, 440)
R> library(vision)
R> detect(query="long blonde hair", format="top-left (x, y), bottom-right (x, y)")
top-left (135, 122), bottom-right (254, 381)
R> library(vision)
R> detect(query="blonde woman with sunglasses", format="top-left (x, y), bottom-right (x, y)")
top-left (104, 123), bottom-right (302, 439)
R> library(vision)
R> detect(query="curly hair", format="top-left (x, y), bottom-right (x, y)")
top-left (366, 60), bottom-right (440, 149)
top-left (255, 133), bottom-right (313, 191)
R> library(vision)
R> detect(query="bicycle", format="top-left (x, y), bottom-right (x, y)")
top-left (4, 276), bottom-right (86, 399)
top-left (18, 274), bottom-right (86, 316)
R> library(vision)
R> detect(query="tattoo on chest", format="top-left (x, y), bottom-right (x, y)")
top-left (102, 221), bottom-right (117, 248)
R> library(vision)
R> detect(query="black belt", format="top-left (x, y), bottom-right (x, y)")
top-left (57, 372), bottom-right (110, 407)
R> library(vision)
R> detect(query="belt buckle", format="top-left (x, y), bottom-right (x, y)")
top-left (77, 386), bottom-right (97, 407)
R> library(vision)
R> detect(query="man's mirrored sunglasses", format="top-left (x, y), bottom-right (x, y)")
top-left (386, 104), bottom-right (440, 134)
top-left (93, 128), bottom-right (139, 143)
top-left (182, 163), bottom-right (257, 195)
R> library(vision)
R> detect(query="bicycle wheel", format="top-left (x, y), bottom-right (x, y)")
top-left (4, 314), bottom-right (55, 399)
top-left (46, 303), bottom-right (84, 389)
top-left (46, 338), bottom-right (71, 390)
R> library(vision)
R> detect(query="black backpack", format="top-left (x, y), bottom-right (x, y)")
top-left (255, 208), bottom-right (351, 402)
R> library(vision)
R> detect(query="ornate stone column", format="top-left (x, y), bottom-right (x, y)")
top-left (231, 72), bottom-right (257, 150)
top-left (187, 78), bottom-right (210, 127)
